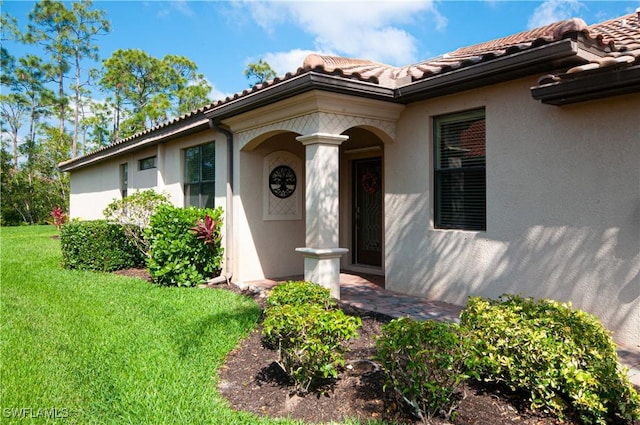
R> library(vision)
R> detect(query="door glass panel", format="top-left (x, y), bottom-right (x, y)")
top-left (353, 158), bottom-right (382, 267)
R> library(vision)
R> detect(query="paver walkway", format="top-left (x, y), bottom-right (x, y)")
top-left (244, 271), bottom-right (640, 388)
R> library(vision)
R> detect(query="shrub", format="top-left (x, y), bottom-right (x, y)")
top-left (376, 318), bottom-right (471, 422)
top-left (145, 204), bottom-right (223, 287)
top-left (262, 302), bottom-right (361, 393)
top-left (460, 295), bottom-right (640, 425)
top-left (103, 189), bottom-right (170, 257)
top-left (60, 220), bottom-right (145, 272)
top-left (266, 280), bottom-right (336, 310)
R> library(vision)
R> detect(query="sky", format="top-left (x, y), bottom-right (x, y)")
top-left (3, 0), bottom-right (640, 102)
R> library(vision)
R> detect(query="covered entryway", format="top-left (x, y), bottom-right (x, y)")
top-left (218, 90), bottom-right (403, 299)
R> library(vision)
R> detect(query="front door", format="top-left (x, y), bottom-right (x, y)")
top-left (352, 158), bottom-right (382, 267)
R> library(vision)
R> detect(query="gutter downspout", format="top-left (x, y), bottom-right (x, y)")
top-left (207, 119), bottom-right (234, 285)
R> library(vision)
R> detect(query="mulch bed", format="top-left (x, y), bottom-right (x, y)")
top-left (217, 293), bottom-right (574, 425)
top-left (115, 269), bottom-right (638, 425)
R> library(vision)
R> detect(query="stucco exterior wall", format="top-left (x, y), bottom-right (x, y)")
top-left (68, 149), bottom-right (160, 220)
top-left (68, 158), bottom-right (122, 219)
top-left (233, 133), bottom-right (306, 282)
top-left (67, 129), bottom-right (223, 217)
top-left (385, 77), bottom-right (640, 346)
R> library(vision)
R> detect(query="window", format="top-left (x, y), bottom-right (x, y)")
top-left (434, 109), bottom-right (486, 231)
top-left (139, 156), bottom-right (156, 170)
top-left (120, 163), bottom-right (128, 199)
top-left (184, 142), bottom-right (215, 208)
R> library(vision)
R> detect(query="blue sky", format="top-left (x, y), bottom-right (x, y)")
top-left (4, 0), bottom-right (640, 102)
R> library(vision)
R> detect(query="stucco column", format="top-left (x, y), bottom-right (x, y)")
top-left (295, 133), bottom-right (349, 299)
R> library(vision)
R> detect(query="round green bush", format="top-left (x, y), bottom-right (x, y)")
top-left (145, 205), bottom-right (223, 287)
top-left (460, 295), bottom-right (640, 424)
top-left (376, 318), bottom-right (470, 421)
top-left (266, 280), bottom-right (336, 310)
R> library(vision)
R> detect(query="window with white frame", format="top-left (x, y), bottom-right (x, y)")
top-left (434, 109), bottom-right (486, 231)
top-left (184, 142), bottom-right (215, 208)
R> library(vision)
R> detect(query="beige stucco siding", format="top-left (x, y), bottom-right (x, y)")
top-left (68, 158), bottom-right (122, 220)
top-left (233, 133), bottom-right (306, 283)
top-left (67, 129), bottom-right (224, 218)
top-left (385, 77), bottom-right (640, 346)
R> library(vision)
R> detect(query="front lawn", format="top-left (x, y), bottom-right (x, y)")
top-left (0, 226), bottom-right (301, 424)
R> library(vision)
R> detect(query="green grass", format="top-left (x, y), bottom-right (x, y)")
top-left (0, 226), bottom-right (310, 424)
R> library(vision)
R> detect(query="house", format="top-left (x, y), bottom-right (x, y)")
top-left (59, 12), bottom-right (640, 347)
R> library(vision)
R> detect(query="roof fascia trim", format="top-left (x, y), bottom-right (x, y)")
top-left (395, 39), bottom-right (580, 103)
top-left (59, 115), bottom-right (210, 172)
top-left (530, 65), bottom-right (640, 105)
top-left (204, 72), bottom-right (396, 121)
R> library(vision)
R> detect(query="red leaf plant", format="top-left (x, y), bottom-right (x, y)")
top-left (50, 206), bottom-right (68, 231)
top-left (190, 214), bottom-right (220, 252)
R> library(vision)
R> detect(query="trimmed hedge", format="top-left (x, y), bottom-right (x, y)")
top-left (60, 220), bottom-right (145, 272)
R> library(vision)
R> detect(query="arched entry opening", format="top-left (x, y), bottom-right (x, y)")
top-left (340, 126), bottom-right (388, 278)
top-left (235, 130), bottom-right (306, 283)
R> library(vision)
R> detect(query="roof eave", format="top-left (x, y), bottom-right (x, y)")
top-left (204, 72), bottom-right (396, 121)
top-left (530, 65), bottom-right (640, 105)
top-left (58, 114), bottom-right (210, 172)
top-left (395, 39), bottom-right (582, 103)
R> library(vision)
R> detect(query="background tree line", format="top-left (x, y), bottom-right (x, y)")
top-left (0, 0), bottom-right (217, 225)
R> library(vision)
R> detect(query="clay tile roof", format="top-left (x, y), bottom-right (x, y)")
top-left (60, 11), bottom-right (640, 169)
top-left (587, 11), bottom-right (640, 52)
top-left (447, 17), bottom-right (588, 58)
top-left (299, 16), bottom-right (616, 87)
top-left (562, 12), bottom-right (640, 75)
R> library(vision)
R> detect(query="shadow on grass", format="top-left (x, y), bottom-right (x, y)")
top-left (176, 304), bottom-right (261, 360)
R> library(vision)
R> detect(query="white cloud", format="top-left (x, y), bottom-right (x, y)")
top-left (242, 0), bottom-right (445, 66)
top-left (242, 1), bottom-right (287, 34)
top-left (205, 78), bottom-right (232, 102)
top-left (260, 49), bottom-right (326, 76)
top-left (156, 0), bottom-right (194, 18)
top-left (528, 0), bottom-right (584, 28)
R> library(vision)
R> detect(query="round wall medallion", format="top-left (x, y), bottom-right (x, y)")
top-left (269, 165), bottom-right (296, 198)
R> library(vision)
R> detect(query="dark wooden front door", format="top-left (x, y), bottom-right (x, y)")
top-left (353, 158), bottom-right (382, 267)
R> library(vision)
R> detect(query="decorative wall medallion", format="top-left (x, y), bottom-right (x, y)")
top-left (269, 165), bottom-right (297, 199)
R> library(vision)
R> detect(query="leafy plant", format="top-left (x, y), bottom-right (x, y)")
top-left (262, 303), bottom-right (361, 393)
top-left (50, 206), bottom-right (68, 230)
top-left (190, 213), bottom-right (221, 254)
top-left (266, 280), bottom-right (336, 310)
top-left (145, 204), bottom-right (223, 287)
top-left (103, 189), bottom-right (170, 257)
top-left (60, 220), bottom-right (144, 272)
top-left (460, 295), bottom-right (640, 424)
top-left (376, 318), bottom-right (471, 422)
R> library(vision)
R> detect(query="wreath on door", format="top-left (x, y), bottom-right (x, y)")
top-left (361, 171), bottom-right (379, 194)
